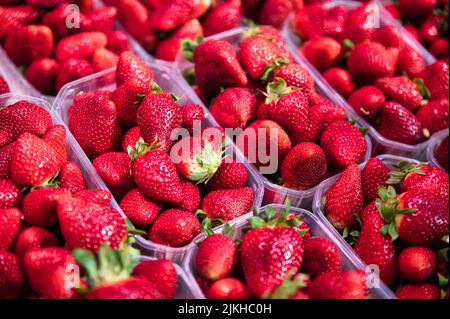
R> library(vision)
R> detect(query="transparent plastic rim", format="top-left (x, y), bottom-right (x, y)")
top-left (426, 129), bottom-right (449, 171)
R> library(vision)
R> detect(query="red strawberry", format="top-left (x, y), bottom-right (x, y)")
top-left (0, 76), bottom-right (9, 95)
top-left (347, 42), bottom-right (398, 83)
top-left (106, 30), bottom-right (132, 54)
top-left (87, 277), bottom-right (164, 299)
top-left (435, 136), bottom-right (449, 171)
top-left (272, 63), bottom-right (316, 103)
top-left (372, 25), bottom-right (404, 49)
top-left (0, 143), bottom-right (14, 178)
top-left (416, 98), bottom-right (449, 135)
top-left (57, 198), bottom-right (127, 251)
top-left (73, 189), bottom-right (112, 206)
top-left (10, 133), bottom-right (63, 187)
top-left (200, 187), bottom-right (254, 222)
top-left (308, 270), bottom-right (368, 299)
top-left (26, 0), bottom-right (74, 8)
top-left (93, 152), bottom-right (134, 199)
top-left (43, 125), bottom-right (68, 164)
top-left (0, 208), bottom-right (22, 250)
top-left (205, 160), bottom-right (248, 191)
top-left (121, 126), bottom-right (142, 154)
top-left (246, 25), bottom-right (292, 59)
top-left (0, 5), bottom-right (42, 41)
top-left (361, 157), bottom-right (391, 203)
top-left (404, 24), bottom-right (422, 42)
top-left (54, 32), bottom-right (107, 62)
top-left (301, 36), bottom-right (342, 72)
top-left (258, 0), bottom-right (293, 28)
top-left (0, 100), bottom-right (52, 148)
top-left (324, 164), bottom-right (364, 231)
top-left (420, 61), bottom-right (449, 100)
top-left (202, 0), bottom-right (241, 36)
top-left (151, 0), bottom-right (211, 31)
top-left (281, 142), bottom-right (327, 190)
top-left (347, 86), bottom-right (386, 121)
top-left (342, 2), bottom-right (376, 44)
top-left (133, 259), bottom-right (178, 299)
top-left (116, 51), bottom-right (155, 87)
top-left (397, 47), bottom-right (426, 78)
top-left (56, 58), bottom-right (94, 91)
top-left (14, 227), bottom-right (58, 257)
top-left (242, 0), bottom-right (260, 20)
top-left (0, 250), bottom-right (25, 299)
top-left (398, 246), bottom-right (437, 282)
top-left (148, 208), bottom-right (200, 247)
top-left (420, 14), bottom-right (441, 43)
top-left (86, 6), bottom-right (117, 32)
top-left (175, 180), bottom-right (201, 213)
top-left (25, 58), bottom-right (60, 95)
top-left (375, 76), bottom-right (423, 111)
top-left (207, 277), bottom-right (250, 299)
top-left (429, 38), bottom-right (449, 59)
top-left (0, 179), bottom-right (22, 208)
top-left (396, 283), bottom-right (440, 299)
top-left (22, 187), bottom-right (71, 227)
top-left (302, 237), bottom-right (342, 277)
top-left (376, 102), bottom-right (425, 145)
top-left (91, 48), bottom-right (119, 72)
top-left (398, 0), bottom-right (437, 22)
top-left (69, 92), bottom-right (122, 159)
top-left (58, 161), bottom-right (87, 193)
top-left (119, 188), bottom-right (162, 226)
top-left (42, 3), bottom-right (92, 39)
top-left (323, 67), bottom-right (355, 97)
top-left (180, 103), bottom-right (204, 134)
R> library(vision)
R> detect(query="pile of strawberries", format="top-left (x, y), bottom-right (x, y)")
top-left (193, 204), bottom-right (371, 299)
top-left (321, 158), bottom-right (449, 299)
top-left (383, 0), bottom-right (449, 61)
top-left (293, 1), bottom-right (449, 146)
top-left (0, 0), bottom-right (132, 95)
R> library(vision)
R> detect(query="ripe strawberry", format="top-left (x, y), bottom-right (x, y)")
top-left (192, 39), bottom-right (248, 96)
top-left (25, 58), bottom-right (60, 95)
top-left (93, 152), bottom-right (134, 199)
top-left (106, 30), bottom-right (131, 54)
top-left (323, 67), bottom-right (355, 97)
top-left (136, 85), bottom-right (182, 153)
top-left (14, 227), bottom-right (58, 257)
top-left (69, 92), bottom-right (122, 159)
top-left (420, 61), bottom-right (449, 100)
top-left (419, 14), bottom-right (441, 43)
top-left (372, 25), bottom-right (404, 49)
top-left (396, 283), bottom-right (440, 299)
top-left (205, 161), bottom-right (248, 191)
top-left (133, 259), bottom-right (178, 299)
top-left (0, 100), bottom-right (52, 148)
top-left (398, 246), bottom-right (437, 282)
top-left (56, 58), bottom-right (94, 91)
top-left (361, 158), bottom-right (391, 203)
top-left (301, 36), bottom-right (342, 72)
top-left (42, 3), bottom-right (92, 39)
top-left (242, 0), bottom-right (260, 20)
top-left (202, 0), bottom-right (241, 36)
top-left (0, 143), bottom-right (14, 179)
top-left (0, 76), bottom-right (9, 95)
top-left (347, 42), bottom-right (398, 83)
top-left (0, 5), bottom-right (42, 41)
top-left (180, 103), bottom-right (204, 134)
top-left (57, 198), bottom-right (127, 252)
top-left (347, 86), bottom-right (386, 121)
top-left (324, 164), bottom-right (364, 231)
top-left (302, 237), bottom-right (342, 277)
top-left (354, 202), bottom-right (398, 285)
top-left (272, 63), bottom-right (316, 103)
top-left (119, 188), bottom-right (162, 226)
top-left (73, 189), bottom-right (112, 206)
top-left (87, 276), bottom-right (164, 299)
top-left (175, 180), bottom-right (201, 212)
top-left (116, 51), bottom-right (155, 87)
top-left (148, 208), bottom-right (200, 247)
top-left (245, 25), bottom-right (292, 60)
top-left (281, 142), bottom-right (327, 190)
top-left (258, 0), bottom-right (293, 28)
top-left (200, 187), bottom-right (254, 221)
top-left (308, 270), bottom-right (368, 299)
top-left (0, 250), bottom-right (25, 299)
top-left (43, 125), bottom-right (68, 164)
top-left (403, 24), bottom-right (422, 42)
top-left (342, 2), bottom-right (376, 44)
top-left (22, 187), bottom-right (71, 227)
top-left (429, 38), bottom-right (449, 59)
top-left (397, 47), bottom-right (426, 78)
top-left (26, 0), bottom-right (75, 8)
top-left (91, 48), bottom-right (119, 72)
top-left (0, 179), bottom-right (22, 208)
top-left (398, 0), bottom-right (437, 22)
top-left (375, 76), bottom-right (423, 111)
top-left (0, 208), bottom-right (22, 250)
top-left (86, 6), bottom-right (117, 32)
top-left (416, 98), bottom-right (449, 135)
top-left (58, 161), bottom-right (87, 193)
top-left (435, 136), bottom-right (449, 171)
top-left (376, 102), bottom-right (425, 145)
top-left (10, 133), bottom-right (63, 187)
top-left (207, 277), bottom-right (250, 299)
top-left (122, 127), bottom-right (142, 154)
top-left (54, 31), bottom-right (106, 62)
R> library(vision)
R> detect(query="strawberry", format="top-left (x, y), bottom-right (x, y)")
top-left (91, 48), bottom-right (119, 72)
top-left (196, 224), bottom-right (238, 281)
top-left (0, 179), bottom-right (22, 209)
top-left (429, 38), bottom-right (449, 59)
top-left (106, 30), bottom-right (131, 54)
top-left (119, 188), bottom-right (162, 226)
top-left (420, 61), bottom-right (449, 100)
top-left (0, 100), bottom-right (52, 148)
top-left (308, 270), bottom-right (368, 299)
top-left (436, 136), bottom-right (449, 171)
top-left (342, 2), bottom-right (376, 44)
top-left (324, 164), bottom-right (364, 231)
top-left (347, 86), bottom-right (386, 121)
top-left (398, 246), bottom-right (437, 282)
top-left (397, 47), bottom-right (426, 78)
top-left (192, 39), bottom-right (248, 96)
top-left (54, 31), bottom-right (107, 62)
top-left (69, 92), bottom-right (122, 159)
top-left (132, 259), bottom-right (178, 299)
top-left (43, 124), bottom-right (68, 164)
top-left (87, 277), bottom-right (164, 299)
top-left (320, 121), bottom-right (367, 169)
top-left (116, 51), bottom-right (155, 87)
top-left (302, 237), bottom-right (342, 277)
top-left (354, 202), bottom-right (398, 285)
top-left (374, 76), bottom-right (423, 111)
top-left (0, 5), bottom-right (42, 41)
top-left (22, 187), bottom-right (71, 227)
top-left (10, 133), bottom-right (63, 187)
top-left (323, 67), bottom-right (355, 98)
top-left (58, 161), bottom-right (87, 193)
top-left (73, 189), bottom-right (112, 206)
top-left (0, 250), bottom-right (25, 299)
top-left (175, 180), bottom-right (201, 212)
top-left (25, 58), bottom-right (60, 95)
top-left (245, 25), bottom-right (292, 60)
top-left (242, 0), bottom-right (261, 19)
top-left (416, 98), bottom-right (449, 135)
top-left (396, 283), bottom-right (440, 299)
top-left (0, 143), bottom-right (14, 178)
top-left (121, 128), bottom-right (142, 155)
top-left (281, 142), bottom-right (327, 190)
top-left (42, 3), bottom-right (91, 39)
top-left (207, 277), bottom-right (250, 299)
top-left (148, 208), bottom-right (200, 247)
top-left (56, 58), bottom-right (94, 91)
top-left (0, 208), bottom-right (22, 250)
top-left (93, 152), bottom-right (134, 199)
top-left (86, 6), bottom-right (117, 32)
top-left (0, 76), bottom-right (9, 95)
top-left (404, 24), bottom-right (422, 42)
top-left (271, 64), bottom-right (316, 104)
top-left (202, 0), bottom-right (241, 36)
top-left (361, 157), bottom-right (391, 203)
top-left (57, 198), bottom-right (127, 251)
top-left (376, 102), bottom-right (425, 145)
top-left (180, 103), bottom-right (205, 134)
top-left (300, 36), bottom-right (342, 72)
top-left (210, 87), bottom-right (257, 129)
top-left (111, 80), bottom-right (149, 127)
top-left (26, 0), bottom-right (74, 8)
top-left (372, 25), bottom-right (404, 49)
top-left (240, 204), bottom-right (305, 298)
top-left (419, 14), bottom-right (441, 43)
top-left (398, 0), bottom-right (437, 22)
top-left (14, 227), bottom-right (58, 257)
top-left (258, 0), bottom-right (293, 28)
top-left (200, 187), bottom-right (254, 222)
top-left (264, 272), bottom-right (310, 299)
top-left (136, 85), bottom-right (182, 153)
top-left (205, 160), bottom-right (248, 191)
top-left (347, 42), bottom-right (398, 83)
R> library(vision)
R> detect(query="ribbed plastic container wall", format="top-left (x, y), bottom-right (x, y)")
top-left (427, 129), bottom-right (449, 171)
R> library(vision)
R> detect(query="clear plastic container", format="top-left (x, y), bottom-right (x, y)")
top-left (53, 64), bottom-right (265, 263)
top-left (427, 129), bottom-right (449, 171)
top-left (175, 26), bottom-right (372, 209)
top-left (182, 204), bottom-right (396, 299)
top-left (282, 0), bottom-right (438, 160)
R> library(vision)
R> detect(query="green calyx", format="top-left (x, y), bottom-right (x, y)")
top-left (125, 217), bottom-right (147, 237)
top-left (183, 67), bottom-right (196, 86)
top-left (342, 38), bottom-right (355, 50)
top-left (72, 244), bottom-right (141, 289)
top-left (260, 57), bottom-right (290, 81)
top-left (127, 137), bottom-right (160, 161)
top-left (264, 270), bottom-right (309, 299)
top-left (189, 139), bottom-right (227, 185)
top-left (243, 24), bottom-right (261, 38)
top-left (413, 78), bottom-right (431, 99)
top-left (195, 209), bottom-right (226, 236)
top-left (264, 77), bottom-right (296, 105)
top-left (181, 36), bottom-right (204, 62)
top-left (23, 170), bottom-right (61, 193)
top-left (387, 161), bottom-right (427, 185)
